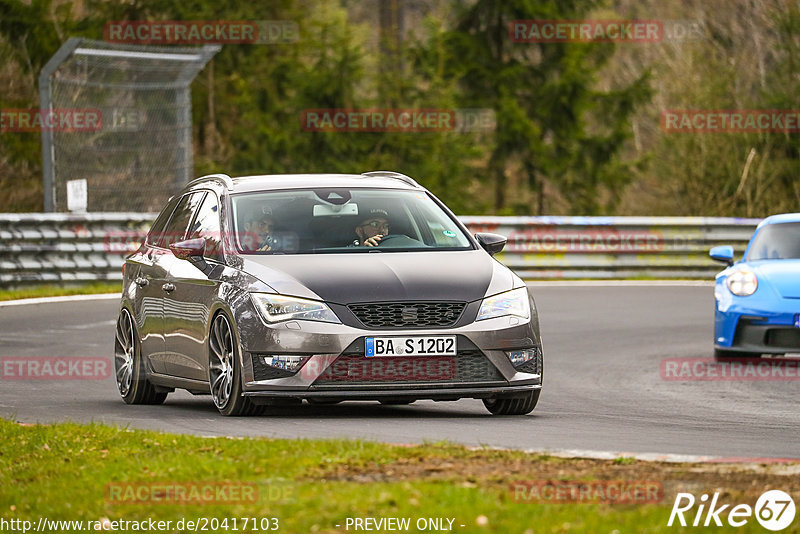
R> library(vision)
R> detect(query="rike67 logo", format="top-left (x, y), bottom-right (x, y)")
top-left (668, 490), bottom-right (796, 531)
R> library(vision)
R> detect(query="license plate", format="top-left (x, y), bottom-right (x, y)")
top-left (365, 336), bottom-right (457, 357)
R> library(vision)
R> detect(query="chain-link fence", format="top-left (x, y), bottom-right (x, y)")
top-left (39, 38), bottom-right (219, 212)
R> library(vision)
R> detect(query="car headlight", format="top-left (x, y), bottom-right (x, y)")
top-left (250, 293), bottom-right (340, 324)
top-left (726, 269), bottom-right (758, 296)
top-left (477, 287), bottom-right (531, 321)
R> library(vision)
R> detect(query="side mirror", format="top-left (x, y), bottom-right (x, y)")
top-left (709, 245), bottom-right (734, 266)
top-left (170, 238), bottom-right (207, 269)
top-left (475, 232), bottom-right (507, 255)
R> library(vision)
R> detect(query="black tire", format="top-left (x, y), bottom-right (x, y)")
top-left (483, 389), bottom-right (540, 415)
top-left (713, 348), bottom-right (761, 361)
top-left (208, 312), bottom-right (263, 416)
top-left (114, 308), bottom-right (167, 405)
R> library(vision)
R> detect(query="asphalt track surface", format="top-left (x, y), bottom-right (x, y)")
top-left (1, 284), bottom-right (798, 460)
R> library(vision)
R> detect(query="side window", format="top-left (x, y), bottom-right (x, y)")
top-left (188, 192), bottom-right (223, 261)
top-left (155, 192), bottom-right (205, 249)
top-left (146, 196), bottom-right (180, 246)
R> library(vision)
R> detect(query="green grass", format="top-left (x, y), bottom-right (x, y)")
top-left (0, 282), bottom-right (120, 302)
top-left (0, 418), bottom-right (773, 533)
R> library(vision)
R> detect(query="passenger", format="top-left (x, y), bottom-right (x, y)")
top-left (242, 208), bottom-right (275, 251)
top-left (352, 209), bottom-right (390, 247)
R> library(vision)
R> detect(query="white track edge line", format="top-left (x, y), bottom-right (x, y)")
top-left (469, 445), bottom-right (800, 464)
top-left (0, 281), bottom-right (712, 309)
top-left (0, 293), bottom-right (121, 307)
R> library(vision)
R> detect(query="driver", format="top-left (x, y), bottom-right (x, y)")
top-left (352, 208), bottom-right (390, 247)
top-left (242, 207), bottom-right (275, 252)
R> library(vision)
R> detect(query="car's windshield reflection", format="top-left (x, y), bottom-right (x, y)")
top-left (746, 222), bottom-right (800, 261)
top-left (230, 188), bottom-right (472, 254)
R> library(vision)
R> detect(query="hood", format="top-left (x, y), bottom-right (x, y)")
top-left (750, 260), bottom-right (800, 298)
top-left (241, 250), bottom-right (506, 304)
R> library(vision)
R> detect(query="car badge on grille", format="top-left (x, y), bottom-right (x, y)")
top-left (401, 306), bottom-right (418, 322)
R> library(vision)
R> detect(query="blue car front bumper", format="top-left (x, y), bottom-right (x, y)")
top-left (714, 279), bottom-right (800, 354)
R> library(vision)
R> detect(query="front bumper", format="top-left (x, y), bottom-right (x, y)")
top-left (714, 281), bottom-right (800, 353)
top-left (717, 315), bottom-right (800, 354)
top-left (238, 313), bottom-right (542, 399)
top-left (243, 384), bottom-right (541, 402)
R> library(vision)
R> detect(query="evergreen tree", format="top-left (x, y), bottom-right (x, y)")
top-left (429, 0), bottom-right (651, 214)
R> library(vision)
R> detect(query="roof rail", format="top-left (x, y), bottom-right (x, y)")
top-left (361, 170), bottom-right (420, 188)
top-left (187, 173), bottom-right (233, 188)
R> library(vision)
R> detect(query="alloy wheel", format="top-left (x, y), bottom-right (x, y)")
top-left (114, 309), bottom-right (136, 397)
top-left (209, 314), bottom-right (235, 409)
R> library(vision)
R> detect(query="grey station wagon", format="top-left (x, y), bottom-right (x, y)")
top-left (114, 171), bottom-right (544, 415)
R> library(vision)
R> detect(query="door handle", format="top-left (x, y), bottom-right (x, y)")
top-left (162, 283), bottom-right (175, 293)
top-left (134, 277), bottom-right (149, 287)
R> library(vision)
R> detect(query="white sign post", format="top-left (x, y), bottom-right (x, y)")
top-left (66, 179), bottom-right (88, 212)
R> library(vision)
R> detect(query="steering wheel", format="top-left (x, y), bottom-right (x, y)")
top-left (376, 234), bottom-right (403, 245)
top-left (375, 234), bottom-right (426, 248)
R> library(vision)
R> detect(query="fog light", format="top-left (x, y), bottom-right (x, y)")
top-left (262, 355), bottom-right (308, 372)
top-left (506, 348), bottom-right (538, 367)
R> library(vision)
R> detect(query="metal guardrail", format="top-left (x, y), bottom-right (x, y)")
top-left (0, 213), bottom-right (153, 286)
top-left (0, 214), bottom-right (761, 286)
top-left (462, 216), bottom-right (761, 279)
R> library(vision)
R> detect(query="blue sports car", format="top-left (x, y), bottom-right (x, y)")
top-left (709, 213), bottom-right (800, 360)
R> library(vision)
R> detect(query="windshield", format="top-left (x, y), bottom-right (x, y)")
top-left (745, 222), bottom-right (800, 261)
top-left (230, 188), bottom-right (473, 254)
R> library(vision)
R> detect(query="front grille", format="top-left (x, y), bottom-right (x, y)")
top-left (514, 349), bottom-right (542, 375)
top-left (348, 301), bottom-right (466, 329)
top-left (251, 354), bottom-right (296, 381)
top-left (766, 328), bottom-right (800, 349)
top-left (515, 359), bottom-right (540, 374)
top-left (312, 350), bottom-right (504, 386)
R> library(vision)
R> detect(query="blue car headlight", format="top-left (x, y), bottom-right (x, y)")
top-left (726, 269), bottom-right (758, 297)
top-left (477, 287), bottom-right (531, 321)
top-left (250, 293), bottom-right (340, 324)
